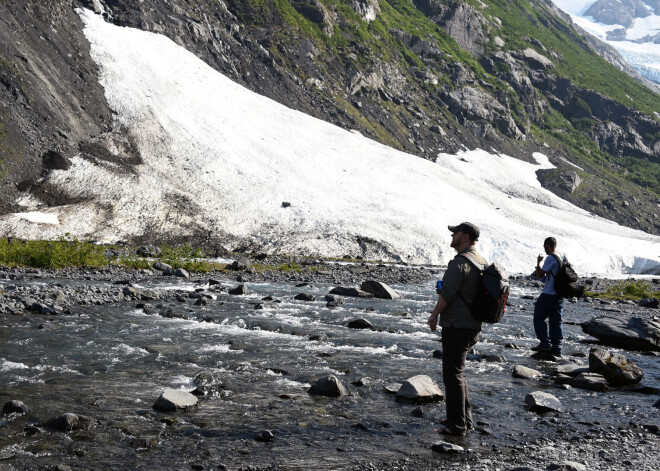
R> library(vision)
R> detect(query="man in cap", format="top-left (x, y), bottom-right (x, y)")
top-left (428, 222), bottom-right (487, 436)
top-left (532, 236), bottom-right (565, 358)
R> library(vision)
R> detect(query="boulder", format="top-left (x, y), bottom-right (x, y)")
top-left (554, 372), bottom-right (608, 392)
top-left (360, 280), bottom-right (401, 299)
top-left (294, 293), bottom-right (316, 301)
top-left (581, 316), bottom-right (660, 352)
top-left (46, 413), bottom-right (93, 431)
top-left (308, 375), bottom-right (348, 397)
top-left (518, 48), bottom-right (555, 70)
top-left (395, 375), bottom-right (443, 403)
top-left (2, 400), bottom-right (30, 415)
top-left (174, 268), bottom-right (189, 278)
top-left (547, 462), bottom-right (587, 471)
top-left (230, 256), bottom-right (252, 271)
top-left (152, 389), bottom-right (199, 412)
top-left (347, 319), bottom-right (373, 330)
top-left (639, 297), bottom-right (659, 308)
top-left (228, 284), bottom-right (249, 295)
top-left (153, 261), bottom-right (172, 272)
top-left (525, 391), bottom-right (563, 413)
top-left (137, 245), bottom-right (161, 257)
top-left (329, 286), bottom-right (374, 298)
top-left (324, 294), bottom-right (345, 304)
top-left (589, 348), bottom-right (644, 386)
top-left (42, 150), bottom-right (71, 170)
top-left (512, 365), bottom-right (542, 379)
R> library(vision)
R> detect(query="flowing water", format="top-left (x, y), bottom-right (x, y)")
top-left (1, 276), bottom-right (659, 470)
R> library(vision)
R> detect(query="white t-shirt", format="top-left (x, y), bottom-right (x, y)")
top-left (542, 252), bottom-right (565, 295)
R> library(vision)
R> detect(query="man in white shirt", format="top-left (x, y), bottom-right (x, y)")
top-left (533, 237), bottom-right (565, 357)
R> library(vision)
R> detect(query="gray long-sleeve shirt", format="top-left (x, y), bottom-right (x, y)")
top-left (439, 246), bottom-right (486, 331)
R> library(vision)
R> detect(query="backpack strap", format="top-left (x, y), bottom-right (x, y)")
top-left (547, 253), bottom-right (562, 279)
top-left (455, 253), bottom-right (487, 308)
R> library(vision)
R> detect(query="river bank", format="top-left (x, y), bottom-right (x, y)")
top-left (1, 262), bottom-right (659, 470)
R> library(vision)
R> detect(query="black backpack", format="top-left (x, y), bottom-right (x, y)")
top-left (549, 253), bottom-right (584, 298)
top-left (457, 253), bottom-right (510, 324)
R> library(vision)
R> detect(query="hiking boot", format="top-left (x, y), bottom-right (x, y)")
top-left (531, 343), bottom-right (551, 352)
top-left (550, 347), bottom-right (562, 358)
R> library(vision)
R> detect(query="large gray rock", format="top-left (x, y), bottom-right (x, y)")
top-left (46, 413), bottom-right (93, 431)
top-left (589, 348), bottom-right (644, 386)
top-left (347, 318), bottom-right (373, 330)
top-left (554, 364), bottom-right (589, 377)
top-left (2, 400), bottom-right (30, 415)
top-left (153, 261), bottom-right (172, 272)
top-left (395, 375), bottom-right (443, 403)
top-left (518, 48), bottom-right (555, 70)
top-left (329, 286), bottom-right (374, 298)
top-left (136, 245), bottom-right (161, 257)
top-left (555, 372), bottom-right (608, 392)
top-left (349, 0), bottom-right (380, 22)
top-left (512, 365), bottom-right (542, 379)
top-left (431, 441), bottom-right (464, 453)
top-left (525, 391), bottom-right (563, 413)
top-left (360, 280), bottom-right (401, 299)
top-left (582, 316), bottom-right (660, 352)
top-left (152, 389), bottom-right (198, 412)
top-left (585, 0), bottom-right (650, 28)
top-left (308, 375), bottom-right (348, 397)
top-left (228, 284), bottom-right (249, 295)
top-left (230, 256), bottom-right (252, 271)
top-left (324, 294), bottom-right (345, 304)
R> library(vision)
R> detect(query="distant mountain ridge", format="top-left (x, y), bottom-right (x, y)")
top-left (1, 0), bottom-right (659, 243)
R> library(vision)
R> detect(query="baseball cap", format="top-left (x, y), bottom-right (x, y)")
top-left (448, 222), bottom-right (480, 241)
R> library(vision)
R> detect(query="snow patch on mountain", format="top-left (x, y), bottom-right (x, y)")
top-left (1, 10), bottom-right (658, 276)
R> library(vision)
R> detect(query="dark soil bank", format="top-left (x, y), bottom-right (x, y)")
top-left (1, 263), bottom-right (659, 471)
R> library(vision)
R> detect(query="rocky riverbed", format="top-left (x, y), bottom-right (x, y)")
top-left (1, 261), bottom-right (659, 471)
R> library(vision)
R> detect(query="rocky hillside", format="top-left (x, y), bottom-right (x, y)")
top-left (1, 0), bottom-right (660, 239)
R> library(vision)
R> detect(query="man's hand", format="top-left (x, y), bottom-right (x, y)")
top-left (537, 254), bottom-right (544, 265)
top-left (428, 312), bottom-right (438, 332)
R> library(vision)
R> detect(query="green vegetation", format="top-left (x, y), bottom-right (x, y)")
top-left (0, 236), bottom-right (108, 268)
top-left (586, 279), bottom-right (660, 301)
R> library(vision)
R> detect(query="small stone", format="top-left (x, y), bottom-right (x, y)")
top-left (431, 441), bottom-right (464, 453)
top-left (525, 391), bottom-right (563, 413)
top-left (411, 407), bottom-right (424, 417)
top-left (512, 365), bottom-right (542, 379)
top-left (395, 375), bottom-right (443, 403)
top-left (228, 284), bottom-right (249, 295)
top-left (254, 430), bottom-right (274, 442)
top-left (2, 400), bottom-right (30, 415)
top-left (432, 349), bottom-right (443, 359)
top-left (294, 293), bottom-right (315, 301)
top-left (308, 375), bottom-right (348, 397)
top-left (152, 389), bottom-right (198, 412)
top-left (347, 319), bottom-right (373, 330)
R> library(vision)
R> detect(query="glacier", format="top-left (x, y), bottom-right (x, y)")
top-left (0, 10), bottom-right (658, 276)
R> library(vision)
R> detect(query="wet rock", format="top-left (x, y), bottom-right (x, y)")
top-left (432, 349), bottom-right (443, 359)
top-left (581, 316), bottom-right (660, 352)
top-left (308, 333), bottom-right (327, 342)
top-left (2, 400), bottom-right (30, 415)
top-left (294, 293), bottom-right (315, 301)
top-left (230, 256), bottom-right (252, 271)
top-left (431, 441), bottom-right (464, 453)
top-left (174, 268), bottom-right (189, 278)
top-left (191, 371), bottom-right (224, 396)
top-left (512, 365), bottom-right (541, 379)
top-left (308, 375), bottom-right (348, 397)
top-left (547, 462), bottom-right (587, 471)
top-left (351, 377), bottom-right (371, 387)
top-left (554, 364), bottom-right (589, 377)
top-left (194, 298), bottom-right (207, 306)
top-left (531, 350), bottom-right (562, 362)
top-left (654, 398), bottom-right (660, 408)
top-left (324, 294), bottom-right (344, 304)
top-left (589, 347), bottom-right (644, 386)
top-left (347, 319), bottom-right (373, 330)
top-left (360, 280), bottom-right (401, 299)
top-left (152, 389), bottom-right (198, 412)
top-left (639, 297), bottom-right (659, 308)
top-left (137, 245), bottom-right (161, 257)
top-left (525, 391), bottom-right (563, 413)
top-left (395, 375), bottom-right (443, 403)
top-left (228, 284), bottom-right (249, 295)
top-left (411, 407), bottom-right (424, 418)
top-left (329, 286), bottom-right (374, 298)
top-left (46, 413), bottom-right (93, 431)
top-left (254, 430), bottom-right (274, 442)
top-left (555, 372), bottom-right (608, 392)
top-left (153, 261), bottom-right (172, 272)
top-left (383, 383), bottom-right (401, 394)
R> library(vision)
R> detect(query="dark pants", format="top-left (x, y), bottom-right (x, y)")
top-left (441, 325), bottom-right (480, 434)
top-left (533, 293), bottom-right (564, 348)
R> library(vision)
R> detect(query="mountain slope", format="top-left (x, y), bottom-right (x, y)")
top-left (0, 0), bottom-right (659, 242)
top-left (2, 9), bottom-right (659, 275)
